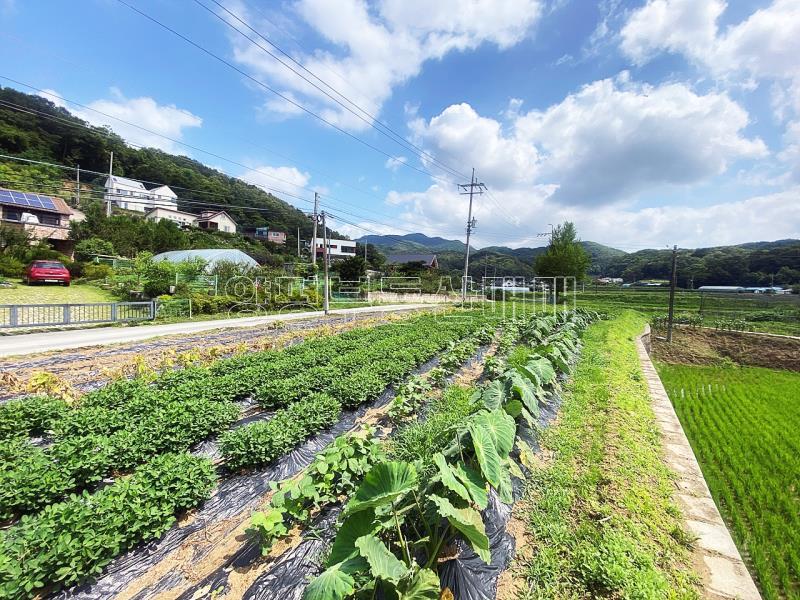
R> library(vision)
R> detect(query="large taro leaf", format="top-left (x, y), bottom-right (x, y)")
top-left (433, 453), bottom-right (470, 504)
top-left (524, 356), bottom-right (556, 387)
top-left (354, 534), bottom-right (407, 583)
top-left (509, 373), bottom-right (540, 418)
top-left (395, 566), bottom-right (441, 600)
top-left (346, 461), bottom-right (417, 515)
top-left (479, 379), bottom-right (510, 411)
top-left (496, 460), bottom-right (514, 504)
top-left (452, 461), bottom-right (488, 509)
top-left (303, 564), bottom-right (356, 600)
top-left (472, 409), bottom-right (516, 458)
top-left (430, 494), bottom-right (491, 564)
top-left (467, 419), bottom-right (502, 489)
top-left (327, 508), bottom-right (377, 566)
top-left (503, 399), bottom-right (523, 418)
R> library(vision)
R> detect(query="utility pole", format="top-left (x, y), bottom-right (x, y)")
top-left (457, 168), bottom-right (486, 303)
top-left (321, 211), bottom-right (330, 315)
top-left (311, 192), bottom-right (319, 267)
top-left (667, 244), bottom-right (678, 343)
top-left (76, 164), bottom-right (80, 205)
top-left (297, 227), bottom-right (301, 257)
top-left (106, 151), bottom-right (114, 217)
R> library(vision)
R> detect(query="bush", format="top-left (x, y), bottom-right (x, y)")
top-left (83, 263), bottom-right (114, 280)
top-left (74, 237), bottom-right (116, 262)
top-left (0, 255), bottom-right (24, 277)
top-left (0, 396), bottom-right (69, 441)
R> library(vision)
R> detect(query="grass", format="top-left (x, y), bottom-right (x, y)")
top-left (515, 311), bottom-right (698, 598)
top-left (0, 279), bottom-right (117, 304)
top-left (657, 364), bottom-right (800, 600)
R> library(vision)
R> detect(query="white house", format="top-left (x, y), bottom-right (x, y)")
top-left (144, 206), bottom-right (198, 228)
top-left (103, 176), bottom-right (178, 213)
top-left (196, 210), bottom-right (237, 234)
top-left (314, 237), bottom-right (357, 258)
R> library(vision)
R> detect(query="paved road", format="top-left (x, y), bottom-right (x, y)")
top-left (0, 304), bottom-right (432, 358)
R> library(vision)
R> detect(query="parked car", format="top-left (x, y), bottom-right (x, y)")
top-left (24, 260), bottom-right (71, 286)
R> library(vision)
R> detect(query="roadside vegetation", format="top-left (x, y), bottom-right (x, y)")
top-left (658, 364), bottom-right (800, 600)
top-left (512, 311), bottom-right (698, 598)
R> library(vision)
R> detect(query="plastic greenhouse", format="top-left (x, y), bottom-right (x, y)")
top-left (152, 249), bottom-right (259, 271)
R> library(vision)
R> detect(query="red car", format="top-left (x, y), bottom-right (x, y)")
top-left (24, 260), bottom-right (71, 286)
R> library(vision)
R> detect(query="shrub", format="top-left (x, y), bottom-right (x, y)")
top-left (83, 263), bottom-right (114, 280)
top-left (0, 256), bottom-right (24, 277)
top-left (0, 396), bottom-right (69, 441)
top-left (74, 237), bottom-right (116, 262)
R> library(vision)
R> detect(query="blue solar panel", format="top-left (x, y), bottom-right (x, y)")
top-left (0, 189), bottom-right (60, 211)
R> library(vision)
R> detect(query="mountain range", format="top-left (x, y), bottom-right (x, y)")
top-left (358, 233), bottom-right (800, 286)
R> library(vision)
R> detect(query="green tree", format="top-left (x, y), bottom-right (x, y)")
top-left (534, 222), bottom-right (590, 284)
top-left (338, 256), bottom-right (366, 281)
top-left (74, 237), bottom-right (116, 261)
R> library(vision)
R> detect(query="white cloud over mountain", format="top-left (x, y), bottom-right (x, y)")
top-left (38, 88), bottom-right (202, 154)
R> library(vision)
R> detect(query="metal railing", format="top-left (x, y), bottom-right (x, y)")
top-left (0, 301), bottom-right (156, 328)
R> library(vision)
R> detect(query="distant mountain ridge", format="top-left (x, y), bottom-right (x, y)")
top-left (357, 233), bottom-right (625, 276)
top-left (358, 233), bottom-right (800, 287)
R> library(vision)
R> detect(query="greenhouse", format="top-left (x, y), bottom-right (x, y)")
top-left (152, 248), bottom-right (259, 271)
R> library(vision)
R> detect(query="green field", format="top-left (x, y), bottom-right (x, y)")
top-left (657, 364), bottom-right (800, 600)
top-left (572, 289), bottom-right (800, 335)
top-left (0, 279), bottom-right (116, 305)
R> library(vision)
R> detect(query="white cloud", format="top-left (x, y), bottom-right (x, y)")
top-left (223, 0), bottom-right (542, 130)
top-left (620, 0), bottom-right (800, 118)
top-left (384, 156), bottom-right (408, 172)
top-left (515, 76), bottom-right (766, 204)
top-left (38, 88), bottom-right (202, 153)
top-left (410, 77), bottom-right (764, 204)
top-left (240, 165), bottom-right (312, 199)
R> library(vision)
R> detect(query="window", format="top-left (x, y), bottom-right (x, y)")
top-left (3, 209), bottom-right (22, 221)
top-left (39, 214), bottom-right (61, 226)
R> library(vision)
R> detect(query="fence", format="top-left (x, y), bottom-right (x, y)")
top-left (0, 301), bottom-right (156, 328)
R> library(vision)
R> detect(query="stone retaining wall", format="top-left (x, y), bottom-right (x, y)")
top-left (637, 326), bottom-right (761, 600)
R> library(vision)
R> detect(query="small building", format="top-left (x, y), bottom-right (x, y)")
top-left (386, 254), bottom-right (439, 269)
top-left (0, 188), bottom-right (76, 253)
top-left (103, 176), bottom-right (178, 213)
top-left (596, 277), bottom-right (623, 284)
top-left (314, 237), bottom-right (357, 258)
top-left (144, 207), bottom-right (198, 228)
top-left (195, 210), bottom-right (237, 234)
top-left (256, 229), bottom-right (287, 245)
top-left (697, 285), bottom-right (746, 293)
top-left (153, 248), bottom-right (258, 271)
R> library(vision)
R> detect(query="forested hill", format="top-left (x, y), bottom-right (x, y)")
top-left (0, 86), bottom-right (315, 237)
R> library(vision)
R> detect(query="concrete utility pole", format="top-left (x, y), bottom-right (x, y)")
top-left (76, 164), bottom-right (80, 205)
top-left (667, 244), bottom-right (678, 343)
top-left (297, 227), bottom-right (301, 257)
top-left (106, 152), bottom-right (114, 217)
top-left (311, 192), bottom-right (319, 267)
top-left (458, 168), bottom-right (486, 303)
top-left (321, 211), bottom-right (330, 315)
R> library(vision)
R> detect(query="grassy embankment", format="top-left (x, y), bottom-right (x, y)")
top-left (513, 311), bottom-right (699, 598)
top-left (658, 364), bottom-right (800, 600)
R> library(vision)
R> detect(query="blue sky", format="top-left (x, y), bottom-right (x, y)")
top-left (1, 0), bottom-right (798, 250)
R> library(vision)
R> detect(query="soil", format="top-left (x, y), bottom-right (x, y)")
top-left (651, 326), bottom-right (800, 372)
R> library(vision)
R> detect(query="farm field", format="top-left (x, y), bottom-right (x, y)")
top-left (0, 307), bottom-right (606, 599)
top-left (657, 364), bottom-right (800, 600)
top-left (572, 288), bottom-right (800, 335)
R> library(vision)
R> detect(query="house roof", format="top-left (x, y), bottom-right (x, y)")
top-left (153, 249), bottom-right (258, 269)
top-left (196, 210), bottom-right (236, 223)
top-left (145, 207), bottom-right (197, 218)
top-left (104, 175), bottom-right (147, 191)
top-left (386, 253), bottom-right (438, 266)
top-left (0, 188), bottom-right (72, 215)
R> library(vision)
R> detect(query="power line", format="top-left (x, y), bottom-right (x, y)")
top-left (114, 0), bottom-right (458, 187)
top-left (196, 0), bottom-right (468, 181)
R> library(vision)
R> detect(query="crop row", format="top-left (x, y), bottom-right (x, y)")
top-left (219, 316), bottom-right (494, 470)
top-left (0, 312), bottom-right (496, 598)
top-left (0, 452), bottom-right (216, 599)
top-left (304, 311), bottom-right (596, 599)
